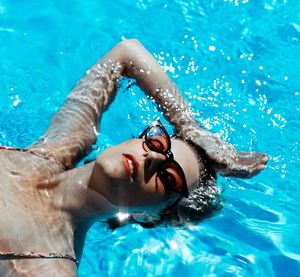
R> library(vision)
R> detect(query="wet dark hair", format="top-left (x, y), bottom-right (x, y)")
top-left (106, 138), bottom-right (223, 230)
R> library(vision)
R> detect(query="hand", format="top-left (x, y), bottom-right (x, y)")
top-left (219, 151), bottom-right (268, 178)
top-left (182, 127), bottom-right (268, 179)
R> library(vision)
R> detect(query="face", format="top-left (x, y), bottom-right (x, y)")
top-left (91, 137), bottom-right (200, 212)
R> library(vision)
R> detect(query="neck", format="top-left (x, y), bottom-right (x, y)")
top-left (45, 162), bottom-right (118, 223)
top-left (35, 162), bottom-right (118, 262)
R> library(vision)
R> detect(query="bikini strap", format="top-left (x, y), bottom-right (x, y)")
top-left (0, 251), bottom-right (78, 264)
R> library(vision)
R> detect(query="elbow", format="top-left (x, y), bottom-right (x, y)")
top-left (119, 38), bottom-right (142, 48)
top-left (118, 39), bottom-right (143, 76)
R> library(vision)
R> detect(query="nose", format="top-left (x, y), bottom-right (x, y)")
top-left (143, 150), bottom-right (167, 182)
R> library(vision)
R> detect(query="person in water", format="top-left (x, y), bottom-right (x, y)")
top-left (0, 39), bottom-right (267, 276)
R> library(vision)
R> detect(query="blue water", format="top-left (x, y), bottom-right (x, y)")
top-left (0, 0), bottom-right (299, 276)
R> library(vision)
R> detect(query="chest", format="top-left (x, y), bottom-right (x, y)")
top-left (0, 152), bottom-right (74, 249)
top-left (0, 259), bottom-right (78, 277)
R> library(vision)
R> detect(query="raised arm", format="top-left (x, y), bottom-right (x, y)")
top-left (31, 39), bottom-right (267, 175)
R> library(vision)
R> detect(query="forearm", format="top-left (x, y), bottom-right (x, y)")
top-left (120, 39), bottom-right (199, 134)
top-left (120, 40), bottom-right (268, 177)
top-left (119, 41), bottom-right (221, 163)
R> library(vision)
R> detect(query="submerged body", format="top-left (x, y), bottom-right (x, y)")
top-left (0, 40), bottom-right (267, 276)
top-left (0, 151), bottom-right (77, 276)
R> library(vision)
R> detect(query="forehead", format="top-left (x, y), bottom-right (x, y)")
top-left (170, 138), bottom-right (200, 188)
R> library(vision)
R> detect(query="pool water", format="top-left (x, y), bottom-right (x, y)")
top-left (0, 0), bottom-right (299, 276)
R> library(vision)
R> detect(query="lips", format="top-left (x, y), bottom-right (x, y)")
top-left (122, 153), bottom-right (139, 180)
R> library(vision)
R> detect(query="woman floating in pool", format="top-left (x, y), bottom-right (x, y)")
top-left (0, 39), bottom-right (267, 276)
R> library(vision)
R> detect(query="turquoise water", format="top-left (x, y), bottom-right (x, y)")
top-left (0, 0), bottom-right (299, 276)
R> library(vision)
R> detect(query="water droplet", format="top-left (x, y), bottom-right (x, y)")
top-left (255, 80), bottom-right (262, 86)
top-left (208, 45), bottom-right (216, 52)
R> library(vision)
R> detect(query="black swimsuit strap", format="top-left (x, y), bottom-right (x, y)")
top-left (0, 250), bottom-right (78, 264)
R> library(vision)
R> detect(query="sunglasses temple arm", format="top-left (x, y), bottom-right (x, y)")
top-left (138, 128), bottom-right (148, 139)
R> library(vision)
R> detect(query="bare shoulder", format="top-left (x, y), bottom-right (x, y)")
top-left (0, 152), bottom-right (77, 276)
top-left (0, 149), bottom-right (65, 184)
top-left (0, 259), bottom-right (77, 277)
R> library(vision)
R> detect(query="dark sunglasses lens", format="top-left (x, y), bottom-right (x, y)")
top-left (146, 125), bottom-right (169, 153)
top-left (158, 162), bottom-right (186, 195)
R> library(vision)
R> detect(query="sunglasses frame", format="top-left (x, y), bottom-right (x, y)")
top-left (138, 118), bottom-right (189, 198)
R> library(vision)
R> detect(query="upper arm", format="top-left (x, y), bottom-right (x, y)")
top-left (29, 43), bottom-right (126, 168)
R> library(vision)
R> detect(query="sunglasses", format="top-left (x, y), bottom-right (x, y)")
top-left (139, 119), bottom-right (189, 198)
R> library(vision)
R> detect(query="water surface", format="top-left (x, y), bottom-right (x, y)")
top-left (0, 0), bottom-right (299, 276)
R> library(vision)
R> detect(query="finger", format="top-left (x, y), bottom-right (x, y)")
top-left (253, 153), bottom-right (268, 165)
top-left (261, 155), bottom-right (268, 164)
top-left (256, 164), bottom-right (266, 171)
top-left (249, 152), bottom-right (268, 165)
top-left (239, 163), bottom-right (266, 177)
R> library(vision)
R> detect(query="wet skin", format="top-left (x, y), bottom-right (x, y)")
top-left (89, 138), bottom-right (200, 210)
top-left (0, 138), bottom-right (200, 276)
top-left (0, 39), bottom-right (268, 276)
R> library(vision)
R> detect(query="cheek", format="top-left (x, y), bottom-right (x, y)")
top-left (141, 174), bottom-right (169, 199)
top-left (96, 154), bottom-right (127, 181)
